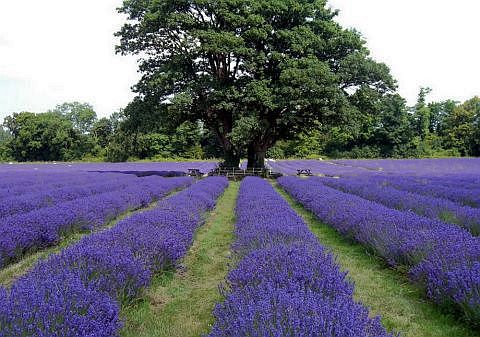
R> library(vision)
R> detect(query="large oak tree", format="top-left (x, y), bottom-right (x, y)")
top-left (116, 0), bottom-right (395, 167)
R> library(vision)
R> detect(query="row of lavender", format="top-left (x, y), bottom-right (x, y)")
top-left (334, 158), bottom-right (480, 175)
top-left (269, 158), bottom-right (480, 208)
top-left (208, 177), bottom-right (394, 337)
top-left (0, 177), bottom-right (228, 336)
top-left (267, 159), bottom-right (365, 176)
top-left (0, 161), bottom-right (218, 174)
top-left (395, 173), bottom-right (480, 190)
top-left (373, 174), bottom-right (480, 208)
top-left (319, 176), bottom-right (480, 235)
top-left (0, 176), bottom-right (193, 268)
top-left (0, 173), bottom-right (142, 218)
top-left (268, 159), bottom-right (480, 188)
top-left (0, 172), bottom-right (114, 196)
top-left (279, 177), bottom-right (480, 325)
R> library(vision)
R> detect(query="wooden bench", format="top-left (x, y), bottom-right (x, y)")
top-left (208, 167), bottom-right (282, 180)
top-left (187, 168), bottom-right (202, 177)
top-left (296, 169), bottom-right (313, 176)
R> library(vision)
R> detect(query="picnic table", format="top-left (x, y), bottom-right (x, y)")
top-left (187, 168), bottom-right (202, 177)
top-left (208, 167), bottom-right (282, 180)
top-left (296, 169), bottom-right (313, 176)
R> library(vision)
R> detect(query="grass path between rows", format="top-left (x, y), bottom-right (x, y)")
top-left (0, 188), bottom-right (184, 288)
top-left (121, 181), bottom-right (238, 337)
top-left (0, 231), bottom-right (86, 288)
top-left (273, 181), bottom-right (479, 337)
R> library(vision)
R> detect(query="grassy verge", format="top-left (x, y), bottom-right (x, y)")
top-left (0, 231), bottom-right (86, 287)
top-left (0, 191), bottom-right (180, 287)
top-left (273, 181), bottom-right (479, 337)
top-left (121, 181), bottom-right (238, 337)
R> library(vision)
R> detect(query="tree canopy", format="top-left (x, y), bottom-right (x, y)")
top-left (49, 102), bottom-right (97, 134)
top-left (0, 93), bottom-right (478, 162)
top-left (116, 0), bottom-right (395, 167)
top-left (3, 112), bottom-right (81, 161)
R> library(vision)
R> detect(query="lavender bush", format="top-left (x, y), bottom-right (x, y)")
top-left (267, 159), bottom-right (365, 176)
top-left (0, 173), bottom-right (140, 219)
top-left (0, 176), bottom-right (228, 337)
top-left (333, 158), bottom-right (480, 175)
top-left (369, 175), bottom-right (480, 208)
top-left (208, 177), bottom-right (395, 337)
top-left (0, 176), bottom-right (193, 268)
top-left (0, 172), bottom-right (116, 199)
top-left (319, 176), bottom-right (480, 235)
top-left (0, 161), bottom-right (218, 175)
top-left (279, 176), bottom-right (480, 325)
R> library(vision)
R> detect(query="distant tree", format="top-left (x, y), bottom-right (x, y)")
top-left (373, 94), bottom-right (415, 156)
top-left (0, 127), bottom-right (12, 161)
top-left (413, 87), bottom-right (432, 140)
top-left (109, 110), bottom-right (124, 134)
top-left (428, 99), bottom-right (457, 134)
top-left (50, 102), bottom-right (97, 134)
top-left (319, 86), bottom-right (415, 158)
top-left (201, 129), bottom-right (225, 159)
top-left (0, 127), bottom-right (11, 142)
top-left (171, 121), bottom-right (203, 157)
top-left (92, 117), bottom-right (114, 148)
top-left (441, 96), bottom-right (480, 156)
top-left (3, 112), bottom-right (81, 161)
top-left (116, 0), bottom-right (395, 167)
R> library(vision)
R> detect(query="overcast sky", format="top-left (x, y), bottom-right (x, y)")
top-left (1, 0), bottom-right (479, 120)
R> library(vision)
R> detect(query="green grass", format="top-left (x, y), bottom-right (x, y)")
top-left (0, 197), bottom-right (168, 288)
top-left (273, 181), bottom-right (479, 337)
top-left (0, 231), bottom-right (86, 287)
top-left (121, 181), bottom-right (238, 337)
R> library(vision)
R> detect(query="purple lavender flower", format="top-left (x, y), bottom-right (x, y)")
top-left (0, 177), bottom-right (228, 336)
top-left (208, 177), bottom-right (394, 337)
top-left (279, 176), bottom-right (480, 324)
top-left (319, 176), bottom-right (480, 235)
top-left (0, 176), bottom-right (194, 268)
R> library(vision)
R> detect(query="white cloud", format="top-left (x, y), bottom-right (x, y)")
top-left (0, 0), bottom-right (479, 121)
top-left (329, 0), bottom-right (480, 105)
top-left (0, 0), bottom-right (139, 119)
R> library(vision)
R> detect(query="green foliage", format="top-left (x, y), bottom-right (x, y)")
top-left (1, 102), bottom-right (118, 162)
top-left (105, 117), bottom-right (208, 161)
top-left (2, 112), bottom-right (83, 161)
top-left (105, 139), bottom-right (129, 162)
top-left (201, 129), bottom-right (225, 159)
top-left (441, 97), bottom-right (480, 156)
top-left (92, 117), bottom-right (114, 148)
top-left (428, 100), bottom-right (457, 133)
top-left (0, 127), bottom-right (12, 161)
top-left (0, 127), bottom-right (10, 142)
top-left (138, 133), bottom-right (174, 158)
top-left (116, 0), bottom-right (396, 167)
top-left (267, 126), bottom-right (325, 158)
top-left (265, 90), bottom-right (480, 160)
top-left (266, 142), bottom-right (286, 159)
top-left (318, 92), bottom-right (414, 158)
top-left (172, 121), bottom-right (203, 156)
top-left (49, 102), bottom-right (97, 134)
top-left (412, 87), bottom-right (432, 140)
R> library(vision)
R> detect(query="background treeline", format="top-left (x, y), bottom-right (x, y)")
top-left (0, 101), bottom-right (222, 162)
top-left (1, 89), bottom-right (479, 162)
top-left (271, 89), bottom-right (480, 159)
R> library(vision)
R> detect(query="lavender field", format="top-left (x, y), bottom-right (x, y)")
top-left (0, 159), bottom-right (479, 337)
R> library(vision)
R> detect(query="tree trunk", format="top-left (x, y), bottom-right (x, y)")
top-left (247, 143), bottom-right (267, 169)
top-left (247, 143), bottom-right (255, 168)
top-left (212, 123), bottom-right (240, 168)
top-left (222, 147), bottom-right (240, 168)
